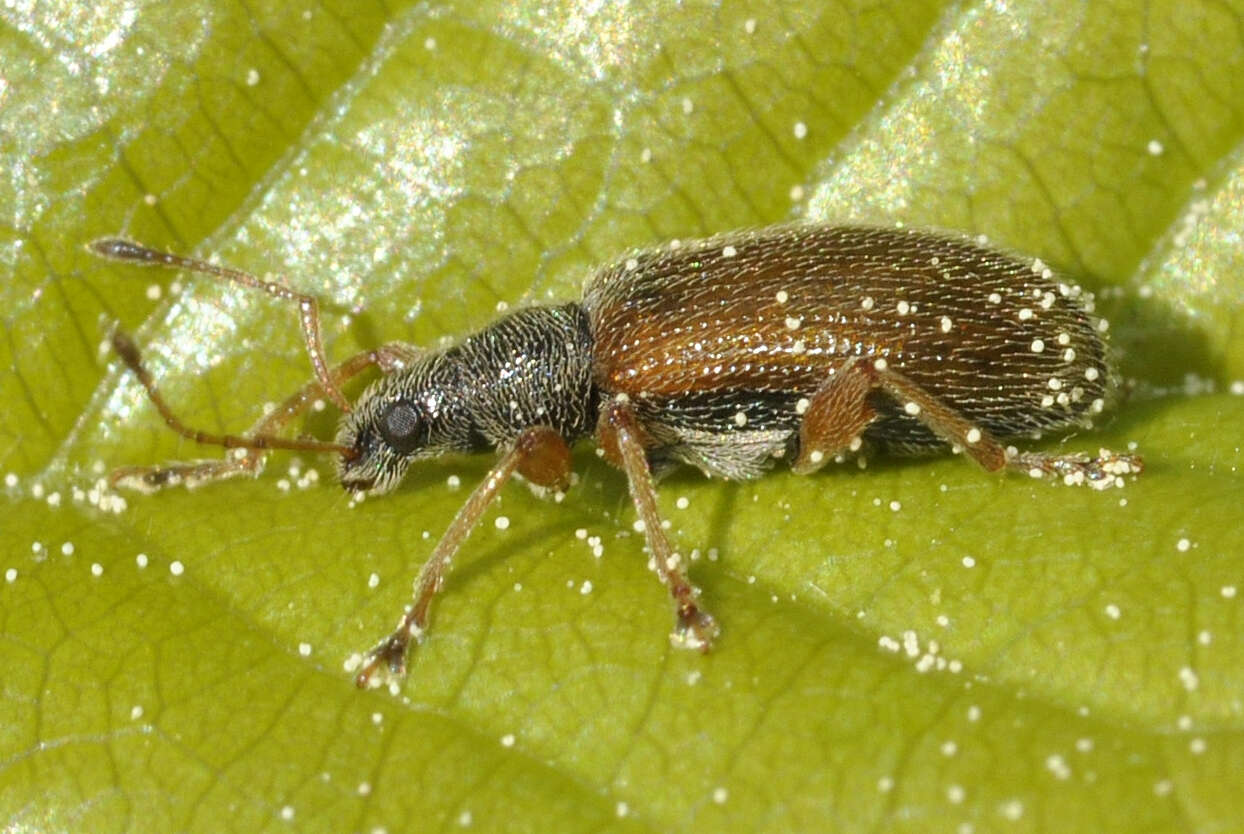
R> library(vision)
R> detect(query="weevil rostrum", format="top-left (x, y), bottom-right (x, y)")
top-left (91, 224), bottom-right (1142, 689)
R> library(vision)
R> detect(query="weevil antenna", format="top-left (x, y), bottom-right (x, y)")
top-left (89, 238), bottom-right (352, 413)
top-left (109, 327), bottom-right (358, 462)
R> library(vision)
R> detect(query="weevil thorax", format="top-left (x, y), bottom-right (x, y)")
top-left (335, 304), bottom-right (597, 493)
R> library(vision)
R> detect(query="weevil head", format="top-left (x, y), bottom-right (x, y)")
top-left (334, 357), bottom-right (472, 494)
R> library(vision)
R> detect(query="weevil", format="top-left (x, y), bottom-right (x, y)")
top-left (90, 225), bottom-right (1142, 688)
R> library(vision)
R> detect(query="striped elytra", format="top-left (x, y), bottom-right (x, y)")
top-left (92, 224), bottom-right (1141, 689)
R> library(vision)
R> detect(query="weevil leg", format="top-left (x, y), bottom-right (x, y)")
top-left (354, 425), bottom-right (572, 689)
top-left (597, 397), bottom-right (721, 652)
top-left (794, 357), bottom-right (1142, 487)
top-left (110, 338), bottom-right (421, 491)
top-left (792, 358), bottom-right (879, 474)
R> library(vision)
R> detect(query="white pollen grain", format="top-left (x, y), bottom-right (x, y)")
top-left (280, 805), bottom-right (294, 821)
top-left (1222, 585), bottom-right (1237, 598)
top-left (1105, 603), bottom-right (1121, 619)
top-left (1018, 308), bottom-right (1034, 321)
top-left (877, 776), bottom-right (894, 792)
top-left (793, 121), bottom-right (807, 139)
top-left (1063, 348), bottom-right (1076, 362)
top-left (966, 427), bottom-right (981, 445)
top-left (904, 402), bottom-right (921, 416)
top-left (1147, 139), bottom-right (1164, 156)
top-left (494, 516), bottom-right (510, 530)
top-left (785, 316), bottom-right (802, 330)
top-left (136, 553), bottom-right (148, 568)
top-left (947, 785), bottom-right (965, 804)
top-left (1030, 339), bottom-right (1045, 353)
top-left (1176, 537), bottom-right (1191, 552)
top-left (170, 560), bottom-right (184, 576)
top-left (299, 642), bottom-right (312, 657)
top-left (809, 450), bottom-right (824, 464)
top-left (940, 316), bottom-right (953, 333)
top-left (987, 292), bottom-right (1002, 304)
top-left (744, 18), bottom-right (757, 34)
top-left (368, 572), bottom-right (380, 589)
top-left (500, 733), bottom-right (516, 747)
top-left (4, 568), bottom-right (16, 583)
top-left (1000, 799), bottom-right (1024, 821)
top-left (889, 500), bottom-right (902, 512)
top-left (681, 97), bottom-right (694, 115)
top-left (61, 541), bottom-right (75, 556)
top-left (245, 68), bottom-right (260, 86)
top-left (712, 787), bottom-right (729, 804)
top-left (1178, 666), bottom-right (1199, 691)
top-left (962, 556), bottom-right (976, 568)
top-left (1048, 377), bottom-right (1063, 390)
top-left (1097, 318), bottom-right (1110, 332)
top-left (896, 300), bottom-right (910, 315)
top-left (861, 296), bottom-right (875, 311)
top-left (91, 562), bottom-right (103, 577)
top-left (722, 244), bottom-right (737, 258)
top-left (873, 357), bottom-right (888, 371)
top-left (795, 397), bottom-right (811, 415)
top-left (2, 473), bottom-right (16, 488)
top-left (775, 289), bottom-right (789, 304)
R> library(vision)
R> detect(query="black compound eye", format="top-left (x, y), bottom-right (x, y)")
top-left (378, 400), bottom-right (425, 454)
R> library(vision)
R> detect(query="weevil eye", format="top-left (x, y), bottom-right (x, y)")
top-left (378, 400), bottom-right (426, 454)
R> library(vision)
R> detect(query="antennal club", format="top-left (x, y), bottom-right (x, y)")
top-left (89, 238), bottom-right (352, 413)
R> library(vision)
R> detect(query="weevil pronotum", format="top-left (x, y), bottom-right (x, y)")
top-left (91, 225), bottom-right (1142, 688)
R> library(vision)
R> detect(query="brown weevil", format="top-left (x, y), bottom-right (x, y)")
top-left (90, 224), bottom-right (1142, 689)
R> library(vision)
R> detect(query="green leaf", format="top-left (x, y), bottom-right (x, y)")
top-left (3, 1), bottom-right (1242, 831)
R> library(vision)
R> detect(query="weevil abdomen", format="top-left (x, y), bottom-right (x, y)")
top-left (584, 225), bottom-right (1111, 476)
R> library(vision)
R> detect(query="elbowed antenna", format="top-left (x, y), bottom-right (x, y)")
top-left (88, 237), bottom-right (352, 413)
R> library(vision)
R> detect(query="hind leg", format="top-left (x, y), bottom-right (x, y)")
top-left (792, 357), bottom-right (1142, 488)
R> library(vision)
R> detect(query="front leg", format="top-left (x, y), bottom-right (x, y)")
top-left (354, 425), bottom-right (573, 689)
top-left (597, 396), bottom-right (721, 652)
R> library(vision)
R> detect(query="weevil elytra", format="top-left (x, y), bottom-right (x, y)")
top-left (91, 225), bottom-right (1142, 688)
